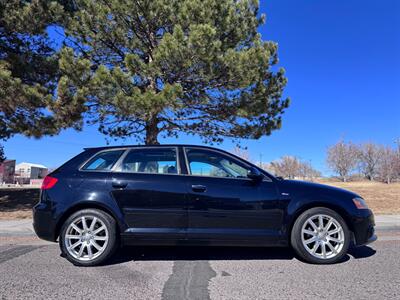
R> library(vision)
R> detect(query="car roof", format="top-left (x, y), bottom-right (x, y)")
top-left (84, 144), bottom-right (221, 151)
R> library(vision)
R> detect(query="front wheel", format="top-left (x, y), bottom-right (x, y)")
top-left (59, 209), bottom-right (118, 266)
top-left (291, 207), bottom-right (350, 264)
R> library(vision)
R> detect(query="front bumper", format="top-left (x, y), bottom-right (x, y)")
top-left (352, 210), bottom-right (377, 246)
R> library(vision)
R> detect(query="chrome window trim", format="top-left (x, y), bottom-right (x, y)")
top-left (182, 146), bottom-right (272, 182)
top-left (112, 146), bottom-right (181, 175)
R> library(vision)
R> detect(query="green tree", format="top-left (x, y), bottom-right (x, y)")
top-left (56, 0), bottom-right (290, 144)
top-left (0, 144), bottom-right (4, 162)
top-left (0, 0), bottom-right (65, 147)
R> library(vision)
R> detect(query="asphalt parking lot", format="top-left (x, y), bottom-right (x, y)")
top-left (0, 229), bottom-right (399, 300)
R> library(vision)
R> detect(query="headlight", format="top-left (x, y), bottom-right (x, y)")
top-left (352, 197), bottom-right (369, 209)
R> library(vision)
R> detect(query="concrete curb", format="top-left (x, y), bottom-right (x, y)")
top-left (0, 215), bottom-right (399, 237)
top-left (0, 219), bottom-right (35, 236)
top-left (373, 215), bottom-right (400, 231)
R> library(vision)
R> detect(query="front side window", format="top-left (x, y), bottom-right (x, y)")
top-left (120, 148), bottom-right (178, 174)
top-left (82, 150), bottom-right (125, 171)
top-left (185, 148), bottom-right (249, 178)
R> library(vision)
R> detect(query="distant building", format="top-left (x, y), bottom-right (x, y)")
top-left (15, 162), bottom-right (48, 184)
top-left (0, 160), bottom-right (16, 184)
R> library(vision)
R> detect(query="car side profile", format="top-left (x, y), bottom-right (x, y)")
top-left (33, 145), bottom-right (376, 266)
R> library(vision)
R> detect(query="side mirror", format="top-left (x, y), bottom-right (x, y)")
top-left (247, 167), bottom-right (264, 181)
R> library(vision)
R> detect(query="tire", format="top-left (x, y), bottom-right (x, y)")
top-left (59, 209), bottom-right (118, 266)
top-left (290, 207), bottom-right (350, 264)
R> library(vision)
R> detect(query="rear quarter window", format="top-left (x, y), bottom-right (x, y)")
top-left (81, 150), bottom-right (125, 171)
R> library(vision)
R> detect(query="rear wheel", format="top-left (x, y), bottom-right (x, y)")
top-left (291, 207), bottom-right (350, 264)
top-left (59, 209), bottom-right (118, 266)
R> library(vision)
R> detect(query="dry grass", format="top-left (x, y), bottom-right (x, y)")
top-left (318, 180), bottom-right (400, 214)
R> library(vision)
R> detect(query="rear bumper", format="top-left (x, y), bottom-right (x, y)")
top-left (32, 202), bottom-right (57, 242)
top-left (352, 210), bottom-right (376, 246)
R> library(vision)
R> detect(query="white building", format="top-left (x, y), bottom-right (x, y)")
top-left (15, 162), bottom-right (48, 181)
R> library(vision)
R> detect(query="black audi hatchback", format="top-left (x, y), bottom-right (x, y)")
top-left (33, 145), bottom-right (376, 266)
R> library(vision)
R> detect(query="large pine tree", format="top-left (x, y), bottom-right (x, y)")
top-left (1, 0), bottom-right (289, 148)
top-left (56, 0), bottom-right (290, 144)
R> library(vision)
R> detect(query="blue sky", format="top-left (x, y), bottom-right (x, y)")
top-left (3, 0), bottom-right (400, 174)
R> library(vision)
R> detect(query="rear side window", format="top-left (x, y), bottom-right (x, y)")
top-left (119, 148), bottom-right (178, 174)
top-left (82, 150), bottom-right (125, 171)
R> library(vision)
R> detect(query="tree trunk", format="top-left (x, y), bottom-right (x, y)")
top-left (145, 117), bottom-right (160, 145)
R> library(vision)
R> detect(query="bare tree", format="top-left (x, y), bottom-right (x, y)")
top-left (299, 161), bottom-right (322, 181)
top-left (357, 143), bottom-right (382, 181)
top-left (395, 138), bottom-right (400, 178)
top-left (258, 162), bottom-right (274, 174)
top-left (231, 147), bottom-right (250, 161)
top-left (269, 156), bottom-right (321, 180)
top-left (270, 156), bottom-right (301, 179)
top-left (327, 140), bottom-right (358, 182)
top-left (378, 147), bottom-right (398, 184)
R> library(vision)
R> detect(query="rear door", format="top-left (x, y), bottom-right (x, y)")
top-left (110, 147), bottom-right (187, 240)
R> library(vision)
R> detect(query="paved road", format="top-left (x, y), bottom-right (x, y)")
top-left (0, 229), bottom-right (399, 300)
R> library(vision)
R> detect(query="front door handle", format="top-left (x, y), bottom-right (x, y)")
top-left (112, 180), bottom-right (127, 189)
top-left (191, 184), bottom-right (207, 193)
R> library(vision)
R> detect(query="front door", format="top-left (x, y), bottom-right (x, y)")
top-left (110, 147), bottom-right (187, 240)
top-left (183, 147), bottom-right (283, 243)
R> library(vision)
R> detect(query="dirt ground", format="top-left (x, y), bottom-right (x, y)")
top-left (0, 188), bottom-right (39, 219)
top-left (0, 181), bottom-right (399, 219)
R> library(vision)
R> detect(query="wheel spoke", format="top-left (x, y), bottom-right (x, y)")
top-left (91, 240), bottom-right (102, 251)
top-left (68, 240), bottom-right (81, 250)
top-left (93, 236), bottom-right (107, 241)
top-left (326, 241), bottom-right (337, 254)
top-left (66, 234), bottom-right (81, 240)
top-left (302, 229), bottom-right (316, 236)
top-left (71, 223), bottom-right (82, 234)
top-left (87, 244), bottom-right (93, 259)
top-left (327, 236), bottom-right (342, 244)
top-left (321, 243), bottom-right (327, 258)
top-left (77, 244), bottom-right (85, 257)
top-left (309, 219), bottom-right (318, 231)
top-left (93, 225), bottom-right (106, 235)
top-left (90, 217), bottom-right (97, 231)
top-left (324, 219), bottom-right (333, 231)
top-left (318, 215), bottom-right (324, 228)
top-left (312, 242), bottom-right (319, 254)
top-left (304, 236), bottom-right (318, 244)
top-left (328, 228), bottom-right (340, 235)
top-left (81, 217), bottom-right (88, 231)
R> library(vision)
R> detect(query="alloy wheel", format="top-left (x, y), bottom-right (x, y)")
top-left (301, 214), bottom-right (345, 260)
top-left (64, 216), bottom-right (109, 261)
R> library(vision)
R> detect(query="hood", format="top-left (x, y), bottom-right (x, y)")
top-left (278, 179), bottom-right (360, 200)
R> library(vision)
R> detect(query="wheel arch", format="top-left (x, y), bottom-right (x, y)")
top-left (287, 202), bottom-right (354, 240)
top-left (55, 202), bottom-right (123, 240)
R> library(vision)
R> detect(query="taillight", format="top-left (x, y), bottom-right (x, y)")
top-left (41, 176), bottom-right (58, 190)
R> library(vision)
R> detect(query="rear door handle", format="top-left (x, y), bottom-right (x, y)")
top-left (112, 180), bottom-right (127, 189)
top-left (191, 184), bottom-right (207, 193)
